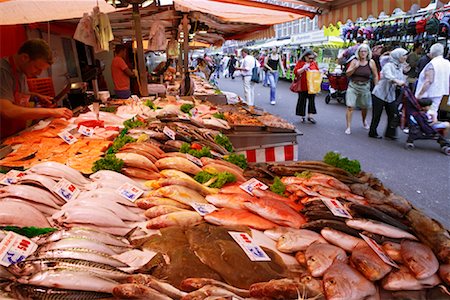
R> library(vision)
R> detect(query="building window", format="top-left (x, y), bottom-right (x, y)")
top-left (306, 18), bottom-right (312, 31)
top-left (300, 19), bottom-right (305, 33)
top-left (312, 16), bottom-right (318, 30)
top-left (293, 19), bottom-right (299, 34)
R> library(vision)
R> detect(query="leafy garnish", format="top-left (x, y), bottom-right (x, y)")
top-left (295, 171), bottom-right (312, 179)
top-left (100, 107), bottom-right (117, 113)
top-left (194, 170), bottom-right (236, 188)
top-left (223, 153), bottom-right (247, 169)
top-left (109, 135), bottom-right (136, 153)
top-left (123, 118), bottom-right (145, 129)
top-left (214, 133), bottom-right (233, 152)
top-left (180, 103), bottom-right (195, 114)
top-left (213, 112), bottom-right (225, 120)
top-left (144, 99), bottom-right (158, 110)
top-left (180, 142), bottom-right (213, 158)
top-left (1, 226), bottom-right (57, 238)
top-left (323, 151), bottom-right (361, 175)
top-left (92, 154), bottom-right (124, 173)
top-left (270, 176), bottom-right (286, 196)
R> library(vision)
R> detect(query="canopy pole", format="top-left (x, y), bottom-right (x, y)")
top-left (132, 2), bottom-right (149, 96)
top-left (182, 13), bottom-right (190, 96)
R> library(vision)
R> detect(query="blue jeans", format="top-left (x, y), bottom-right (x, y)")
top-left (114, 89), bottom-right (131, 99)
top-left (267, 71), bottom-right (279, 102)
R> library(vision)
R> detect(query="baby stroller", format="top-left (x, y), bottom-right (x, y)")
top-left (399, 87), bottom-right (450, 155)
top-left (325, 72), bottom-right (348, 104)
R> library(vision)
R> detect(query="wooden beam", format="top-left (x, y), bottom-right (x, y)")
top-left (208, 0), bottom-right (318, 18)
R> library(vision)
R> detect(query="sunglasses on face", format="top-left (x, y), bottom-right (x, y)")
top-left (307, 56), bottom-right (315, 60)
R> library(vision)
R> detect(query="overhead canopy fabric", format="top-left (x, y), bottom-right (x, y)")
top-left (0, 0), bottom-right (121, 25)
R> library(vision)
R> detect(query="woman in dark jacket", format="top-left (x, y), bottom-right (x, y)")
top-left (227, 55), bottom-right (237, 80)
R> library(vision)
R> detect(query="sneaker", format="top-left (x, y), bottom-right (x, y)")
top-left (403, 128), bottom-right (409, 134)
top-left (270, 101), bottom-right (276, 105)
top-left (345, 128), bottom-right (351, 135)
top-left (301, 117), bottom-right (306, 123)
top-left (363, 122), bottom-right (370, 130)
top-left (307, 117), bottom-right (316, 124)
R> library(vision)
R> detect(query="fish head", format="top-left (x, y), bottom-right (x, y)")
top-left (323, 272), bottom-right (353, 300)
top-left (299, 274), bottom-right (324, 297)
top-left (307, 253), bottom-right (327, 277)
top-left (7, 261), bottom-right (38, 277)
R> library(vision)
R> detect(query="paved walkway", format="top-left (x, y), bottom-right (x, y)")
top-left (217, 76), bottom-right (450, 228)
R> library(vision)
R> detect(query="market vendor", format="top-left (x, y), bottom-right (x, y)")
top-left (0, 39), bottom-right (73, 139)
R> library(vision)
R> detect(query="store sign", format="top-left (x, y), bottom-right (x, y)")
top-left (239, 178), bottom-right (268, 195)
top-left (229, 231), bottom-right (271, 262)
top-left (0, 170), bottom-right (26, 185)
top-left (0, 232), bottom-right (38, 267)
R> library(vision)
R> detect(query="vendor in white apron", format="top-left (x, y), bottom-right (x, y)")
top-left (0, 39), bottom-right (72, 139)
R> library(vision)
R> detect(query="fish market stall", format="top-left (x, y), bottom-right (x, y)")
top-left (0, 95), bottom-right (449, 300)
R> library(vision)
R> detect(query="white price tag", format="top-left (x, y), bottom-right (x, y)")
top-left (189, 107), bottom-right (198, 118)
top-left (210, 150), bottom-right (224, 158)
top-left (229, 231), bottom-right (271, 262)
top-left (239, 178), bottom-right (268, 195)
top-left (53, 178), bottom-right (80, 201)
top-left (321, 198), bottom-right (352, 219)
top-left (78, 125), bottom-right (94, 137)
top-left (0, 170), bottom-right (26, 185)
top-left (186, 154), bottom-right (203, 166)
top-left (360, 234), bottom-right (399, 268)
top-left (163, 126), bottom-right (176, 140)
top-left (117, 183), bottom-right (144, 202)
top-left (191, 202), bottom-right (217, 216)
top-left (58, 131), bottom-right (78, 145)
top-left (0, 232), bottom-right (38, 267)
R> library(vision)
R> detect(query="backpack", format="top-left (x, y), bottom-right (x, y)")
top-left (416, 19), bottom-right (427, 34)
top-left (439, 15), bottom-right (450, 37)
top-left (425, 17), bottom-right (440, 35)
top-left (407, 20), bottom-right (417, 35)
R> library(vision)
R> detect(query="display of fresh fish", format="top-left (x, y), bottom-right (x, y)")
top-left (155, 157), bottom-right (202, 175)
top-left (295, 251), bottom-right (306, 266)
top-left (348, 203), bottom-right (411, 232)
top-left (146, 211), bottom-right (203, 229)
top-left (78, 188), bottom-right (137, 207)
top-left (113, 283), bottom-right (172, 300)
top-left (200, 157), bottom-right (244, 174)
top-left (0, 184), bottom-right (62, 207)
top-left (35, 228), bottom-right (130, 248)
top-left (8, 258), bottom-right (129, 280)
top-left (65, 223), bottom-right (134, 237)
top-left (0, 198), bottom-right (59, 216)
top-left (306, 242), bottom-right (347, 277)
top-left (181, 285), bottom-right (245, 300)
top-left (382, 266), bottom-right (441, 290)
top-left (38, 238), bottom-right (125, 256)
top-left (276, 229), bottom-right (327, 253)
top-left (151, 185), bottom-right (207, 205)
top-left (120, 148), bottom-right (158, 163)
top-left (281, 173), bottom-right (351, 191)
top-left (204, 208), bottom-right (277, 230)
top-left (205, 193), bottom-right (255, 210)
top-left (0, 201), bottom-right (51, 227)
top-left (244, 197), bottom-right (306, 229)
top-left (350, 241), bottom-right (392, 281)
top-left (17, 269), bottom-right (118, 293)
top-left (53, 206), bottom-right (130, 228)
top-left (136, 197), bottom-right (191, 210)
top-left (17, 173), bottom-right (58, 193)
top-left (121, 142), bottom-right (164, 157)
top-left (382, 241), bottom-right (403, 263)
top-left (320, 228), bottom-right (362, 252)
top-left (150, 177), bottom-right (218, 196)
top-left (29, 161), bottom-right (90, 186)
top-left (37, 248), bottom-right (127, 268)
top-left (127, 274), bottom-right (188, 299)
top-left (346, 219), bottom-right (418, 240)
top-left (249, 278), bottom-right (323, 299)
top-left (264, 227), bottom-right (301, 241)
top-left (116, 152), bottom-right (159, 172)
top-left (439, 264), bottom-right (450, 285)
top-left (89, 170), bottom-right (146, 190)
top-left (323, 261), bottom-right (376, 300)
top-left (202, 163), bottom-right (246, 182)
top-left (122, 167), bottom-right (162, 180)
top-left (145, 205), bottom-right (190, 219)
top-left (401, 240), bottom-right (439, 279)
top-left (11, 284), bottom-right (111, 300)
top-left (180, 277), bottom-right (249, 297)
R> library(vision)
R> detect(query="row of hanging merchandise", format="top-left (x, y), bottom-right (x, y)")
top-left (339, 5), bottom-right (450, 44)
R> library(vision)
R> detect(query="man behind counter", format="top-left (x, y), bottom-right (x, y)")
top-left (0, 39), bottom-right (72, 139)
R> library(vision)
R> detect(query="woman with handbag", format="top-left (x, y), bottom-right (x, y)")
top-left (293, 49), bottom-right (319, 124)
top-left (264, 47), bottom-right (286, 105)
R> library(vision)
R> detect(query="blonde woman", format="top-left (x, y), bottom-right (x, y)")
top-left (344, 44), bottom-right (379, 134)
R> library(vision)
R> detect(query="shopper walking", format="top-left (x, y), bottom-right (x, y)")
top-left (344, 44), bottom-right (379, 134)
top-left (369, 48), bottom-right (408, 139)
top-left (227, 55), bottom-right (237, 80)
top-left (406, 42), bottom-right (423, 91)
top-left (293, 49), bottom-right (319, 123)
top-left (264, 47), bottom-right (286, 105)
top-left (235, 48), bottom-right (258, 106)
top-left (415, 43), bottom-right (450, 122)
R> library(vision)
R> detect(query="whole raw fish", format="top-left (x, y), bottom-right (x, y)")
top-left (320, 227), bottom-right (362, 252)
top-left (80, 188), bottom-right (137, 207)
top-left (200, 157), bottom-right (244, 174)
top-left (29, 161), bottom-right (90, 186)
top-left (180, 277), bottom-right (249, 297)
top-left (155, 157), bottom-right (202, 175)
top-left (146, 211), bottom-right (203, 229)
top-left (11, 284), bottom-right (110, 300)
top-left (264, 227), bottom-right (301, 241)
top-left (0, 184), bottom-right (62, 207)
top-left (306, 242), bottom-right (347, 277)
top-left (382, 266), bottom-right (441, 290)
top-left (17, 269), bottom-right (118, 293)
top-left (122, 167), bottom-right (162, 180)
top-left (244, 197), bottom-right (306, 229)
top-left (0, 198), bottom-right (58, 216)
top-left (53, 206), bottom-right (129, 228)
top-left (202, 163), bottom-right (246, 182)
top-left (0, 201), bottom-right (50, 227)
top-left (276, 229), bottom-right (327, 253)
top-left (350, 241), bottom-right (392, 281)
top-left (150, 177), bottom-right (218, 196)
top-left (120, 148), bottom-right (158, 163)
top-left (346, 219), bottom-right (418, 240)
top-left (219, 183), bottom-right (248, 195)
top-left (401, 240), bottom-right (439, 279)
top-left (205, 193), bottom-right (255, 209)
top-left (113, 284), bottom-right (176, 300)
top-left (151, 185), bottom-right (207, 205)
top-left (128, 274), bottom-right (188, 299)
top-left (439, 264), bottom-right (450, 285)
top-left (16, 173), bottom-right (58, 196)
top-left (116, 152), bottom-right (159, 172)
top-left (135, 197), bottom-right (191, 210)
top-left (281, 173), bottom-right (350, 191)
top-left (382, 241), bottom-right (403, 263)
top-left (37, 248), bottom-right (127, 268)
top-left (145, 205), bottom-right (190, 219)
top-left (181, 285), bottom-right (245, 300)
top-left (323, 261), bottom-right (376, 300)
top-left (204, 208), bottom-right (277, 230)
top-left (249, 278), bottom-right (323, 299)
top-left (90, 170), bottom-right (146, 190)
top-left (38, 237), bottom-right (125, 256)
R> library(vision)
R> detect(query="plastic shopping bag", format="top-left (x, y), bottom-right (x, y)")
top-left (306, 70), bottom-right (322, 94)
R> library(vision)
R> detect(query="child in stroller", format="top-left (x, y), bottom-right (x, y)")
top-left (401, 87), bottom-right (450, 154)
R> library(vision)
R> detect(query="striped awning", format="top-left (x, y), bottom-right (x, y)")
top-left (319, 0), bottom-right (432, 27)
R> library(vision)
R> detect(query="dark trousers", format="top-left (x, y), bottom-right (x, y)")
top-left (369, 95), bottom-right (398, 138)
top-left (296, 91), bottom-right (316, 116)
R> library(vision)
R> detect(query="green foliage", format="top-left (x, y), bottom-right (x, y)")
top-left (123, 118), bottom-right (145, 129)
top-left (194, 170), bottom-right (236, 188)
top-left (270, 176), bottom-right (286, 196)
top-left (323, 151), bottom-right (361, 175)
top-left (179, 143), bottom-right (213, 158)
top-left (109, 135), bottom-right (136, 153)
top-left (295, 171), bottom-right (312, 178)
top-left (92, 154), bottom-right (124, 173)
top-left (214, 133), bottom-right (233, 152)
top-left (180, 103), bottom-right (195, 114)
top-left (212, 112), bottom-right (225, 120)
top-left (223, 153), bottom-right (247, 169)
top-left (99, 107), bottom-right (117, 113)
top-left (144, 99), bottom-right (158, 110)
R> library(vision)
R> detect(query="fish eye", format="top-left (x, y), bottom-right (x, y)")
top-left (304, 276), bottom-right (311, 281)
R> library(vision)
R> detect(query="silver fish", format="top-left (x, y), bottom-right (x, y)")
top-left (11, 284), bottom-right (110, 300)
top-left (320, 227), bottom-right (362, 252)
top-left (8, 258), bottom-right (129, 280)
top-left (18, 268), bottom-right (118, 293)
top-left (276, 229), bottom-right (327, 253)
top-left (36, 248), bottom-right (127, 268)
top-left (346, 219), bottom-right (418, 240)
top-left (38, 238), bottom-right (126, 256)
top-left (401, 240), bottom-right (439, 279)
top-left (306, 242), bottom-right (347, 277)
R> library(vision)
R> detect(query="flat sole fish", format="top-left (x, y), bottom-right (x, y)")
top-left (401, 240), bottom-right (439, 279)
